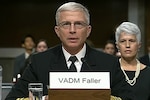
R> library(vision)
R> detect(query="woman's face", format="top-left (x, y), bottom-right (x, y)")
top-left (117, 32), bottom-right (141, 60)
top-left (36, 41), bottom-right (48, 52)
top-left (104, 43), bottom-right (115, 55)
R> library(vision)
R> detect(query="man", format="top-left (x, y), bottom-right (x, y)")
top-left (139, 41), bottom-right (150, 66)
top-left (6, 2), bottom-right (128, 100)
top-left (12, 34), bottom-right (35, 83)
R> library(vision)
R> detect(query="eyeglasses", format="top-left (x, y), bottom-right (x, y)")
top-left (58, 21), bottom-right (88, 29)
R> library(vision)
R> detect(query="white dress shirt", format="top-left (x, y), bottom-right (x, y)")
top-left (62, 44), bottom-right (86, 72)
top-left (25, 52), bottom-right (30, 59)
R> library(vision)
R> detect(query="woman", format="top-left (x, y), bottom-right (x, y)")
top-left (36, 39), bottom-right (48, 52)
top-left (104, 40), bottom-right (116, 55)
top-left (115, 22), bottom-right (150, 100)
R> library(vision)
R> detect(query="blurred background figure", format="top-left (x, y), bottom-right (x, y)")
top-left (103, 40), bottom-right (116, 55)
top-left (19, 39), bottom-right (49, 79)
top-left (12, 34), bottom-right (35, 83)
top-left (139, 40), bottom-right (150, 66)
top-left (35, 39), bottom-right (49, 52)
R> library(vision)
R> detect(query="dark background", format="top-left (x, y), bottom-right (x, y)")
top-left (0, 0), bottom-right (128, 48)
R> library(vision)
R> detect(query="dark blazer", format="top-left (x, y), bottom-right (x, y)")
top-left (139, 54), bottom-right (150, 66)
top-left (13, 53), bottom-right (26, 78)
top-left (6, 44), bottom-right (129, 100)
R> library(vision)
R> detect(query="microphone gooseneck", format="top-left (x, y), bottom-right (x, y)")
top-left (81, 58), bottom-right (92, 70)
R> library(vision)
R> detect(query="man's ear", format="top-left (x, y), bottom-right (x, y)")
top-left (86, 25), bottom-right (92, 38)
top-left (54, 26), bottom-right (60, 37)
top-left (22, 44), bottom-right (25, 48)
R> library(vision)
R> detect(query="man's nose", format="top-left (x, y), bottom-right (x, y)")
top-left (69, 24), bottom-right (76, 34)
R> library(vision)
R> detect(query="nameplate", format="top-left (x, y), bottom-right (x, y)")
top-left (49, 72), bottom-right (110, 89)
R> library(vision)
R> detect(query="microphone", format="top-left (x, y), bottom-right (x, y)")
top-left (81, 58), bottom-right (92, 70)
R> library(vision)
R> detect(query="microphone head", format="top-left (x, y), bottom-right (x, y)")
top-left (81, 58), bottom-right (86, 62)
top-left (81, 57), bottom-right (92, 70)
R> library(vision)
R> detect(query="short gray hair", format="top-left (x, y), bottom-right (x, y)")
top-left (55, 2), bottom-right (90, 25)
top-left (115, 22), bottom-right (141, 43)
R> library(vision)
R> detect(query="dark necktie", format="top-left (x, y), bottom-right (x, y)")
top-left (68, 56), bottom-right (77, 72)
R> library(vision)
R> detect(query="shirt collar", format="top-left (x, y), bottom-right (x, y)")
top-left (62, 43), bottom-right (86, 64)
top-left (25, 52), bottom-right (30, 59)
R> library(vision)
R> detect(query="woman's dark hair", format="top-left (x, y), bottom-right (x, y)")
top-left (37, 39), bottom-right (49, 48)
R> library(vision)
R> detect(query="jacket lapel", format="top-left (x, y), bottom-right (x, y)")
top-left (50, 45), bottom-right (68, 72)
top-left (81, 44), bottom-right (96, 72)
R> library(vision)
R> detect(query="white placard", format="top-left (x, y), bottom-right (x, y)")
top-left (49, 72), bottom-right (110, 89)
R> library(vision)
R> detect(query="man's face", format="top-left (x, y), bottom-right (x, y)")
top-left (55, 11), bottom-right (91, 53)
top-left (22, 37), bottom-right (35, 50)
